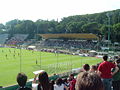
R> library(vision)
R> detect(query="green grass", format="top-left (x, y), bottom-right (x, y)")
top-left (0, 47), bottom-right (101, 86)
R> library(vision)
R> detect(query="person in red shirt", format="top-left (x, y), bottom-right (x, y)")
top-left (68, 74), bottom-right (76, 90)
top-left (97, 55), bottom-right (119, 90)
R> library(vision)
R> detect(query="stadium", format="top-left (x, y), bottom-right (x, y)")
top-left (0, 32), bottom-right (119, 89)
top-left (0, 9), bottom-right (120, 90)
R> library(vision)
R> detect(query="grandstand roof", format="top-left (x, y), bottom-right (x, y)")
top-left (38, 33), bottom-right (99, 40)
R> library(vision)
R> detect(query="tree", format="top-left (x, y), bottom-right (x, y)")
top-left (81, 22), bottom-right (100, 34)
top-left (113, 23), bottom-right (120, 42)
top-left (0, 9), bottom-right (120, 42)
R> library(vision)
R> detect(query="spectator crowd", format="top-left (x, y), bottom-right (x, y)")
top-left (42, 39), bottom-right (97, 49)
top-left (15, 55), bottom-right (120, 90)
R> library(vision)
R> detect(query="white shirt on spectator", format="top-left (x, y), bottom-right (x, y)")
top-left (54, 84), bottom-right (64, 90)
top-left (32, 83), bottom-right (38, 90)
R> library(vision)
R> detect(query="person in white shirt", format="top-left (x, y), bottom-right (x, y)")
top-left (54, 78), bottom-right (68, 90)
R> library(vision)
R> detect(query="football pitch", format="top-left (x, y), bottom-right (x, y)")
top-left (0, 47), bottom-right (101, 86)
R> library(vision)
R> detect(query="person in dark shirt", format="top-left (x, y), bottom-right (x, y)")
top-left (16, 72), bottom-right (32, 90)
top-left (32, 71), bottom-right (51, 90)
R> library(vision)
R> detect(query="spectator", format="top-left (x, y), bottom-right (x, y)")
top-left (90, 65), bottom-right (97, 73)
top-left (75, 72), bottom-right (104, 90)
top-left (16, 72), bottom-right (32, 90)
top-left (49, 80), bottom-right (55, 90)
top-left (32, 71), bottom-right (50, 90)
top-left (112, 58), bottom-right (120, 90)
top-left (97, 55), bottom-right (119, 90)
top-left (62, 78), bottom-right (69, 88)
top-left (83, 64), bottom-right (90, 72)
top-left (54, 78), bottom-right (68, 90)
top-left (68, 74), bottom-right (76, 90)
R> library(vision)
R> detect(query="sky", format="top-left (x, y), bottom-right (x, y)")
top-left (0, 0), bottom-right (120, 24)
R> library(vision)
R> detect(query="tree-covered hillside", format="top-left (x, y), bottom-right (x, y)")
top-left (0, 9), bottom-right (120, 42)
